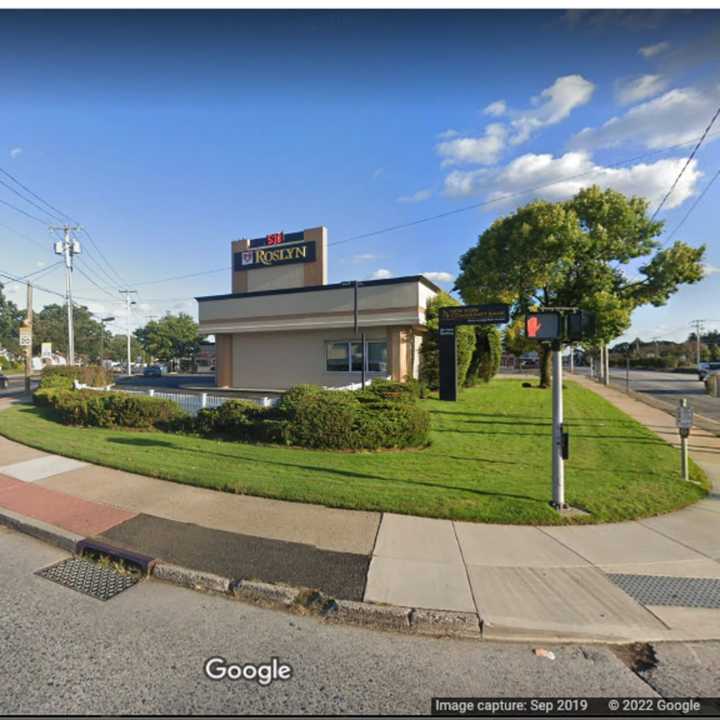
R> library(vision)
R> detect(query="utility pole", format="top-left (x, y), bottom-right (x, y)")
top-left (691, 320), bottom-right (705, 366)
top-left (119, 290), bottom-right (138, 376)
top-left (23, 283), bottom-right (32, 393)
top-left (52, 225), bottom-right (80, 365)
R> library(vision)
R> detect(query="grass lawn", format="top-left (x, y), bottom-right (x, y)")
top-left (0, 380), bottom-right (708, 525)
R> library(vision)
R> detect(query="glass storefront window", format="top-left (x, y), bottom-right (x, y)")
top-left (326, 342), bottom-right (350, 372)
top-left (326, 340), bottom-right (389, 373)
top-left (367, 341), bottom-right (388, 373)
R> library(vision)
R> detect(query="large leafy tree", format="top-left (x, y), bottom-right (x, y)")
top-left (455, 186), bottom-right (705, 386)
top-left (134, 313), bottom-right (200, 363)
top-left (32, 303), bottom-right (108, 362)
top-left (0, 282), bottom-right (24, 357)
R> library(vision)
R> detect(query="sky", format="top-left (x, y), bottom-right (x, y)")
top-left (1, 9), bottom-right (719, 343)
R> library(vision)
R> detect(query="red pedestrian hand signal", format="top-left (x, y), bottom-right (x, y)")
top-left (527, 315), bottom-right (540, 338)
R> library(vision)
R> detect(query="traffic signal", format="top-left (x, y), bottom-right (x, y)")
top-left (525, 312), bottom-right (562, 340)
top-left (566, 310), bottom-right (596, 342)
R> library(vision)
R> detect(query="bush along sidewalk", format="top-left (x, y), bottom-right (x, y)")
top-left (33, 377), bottom-right (431, 451)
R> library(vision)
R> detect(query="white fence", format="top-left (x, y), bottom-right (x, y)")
top-left (118, 388), bottom-right (276, 416)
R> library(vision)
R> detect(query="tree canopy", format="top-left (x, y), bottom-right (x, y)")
top-left (32, 303), bottom-right (109, 362)
top-left (0, 283), bottom-right (23, 357)
top-left (455, 186), bottom-right (706, 384)
top-left (134, 313), bottom-right (200, 362)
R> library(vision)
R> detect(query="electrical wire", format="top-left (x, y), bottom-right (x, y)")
top-left (650, 104), bottom-right (720, 222)
top-left (662, 167), bottom-right (720, 246)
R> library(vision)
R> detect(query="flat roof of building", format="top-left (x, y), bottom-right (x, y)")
top-left (195, 274), bottom-right (443, 303)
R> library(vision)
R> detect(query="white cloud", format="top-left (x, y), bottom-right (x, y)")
top-left (370, 268), bottom-right (393, 280)
top-left (437, 129), bottom-right (459, 139)
top-left (572, 85), bottom-right (720, 151)
top-left (509, 75), bottom-right (595, 145)
top-left (422, 271), bottom-right (455, 283)
top-left (436, 123), bottom-right (507, 166)
top-left (640, 41), bottom-right (670, 58)
top-left (444, 150), bottom-right (702, 211)
top-left (702, 263), bottom-right (720, 276)
top-left (615, 74), bottom-right (668, 105)
top-left (372, 167), bottom-right (384, 179)
top-left (352, 253), bottom-right (378, 263)
top-left (9, 147), bottom-right (22, 159)
top-left (397, 188), bottom-right (432, 204)
top-left (483, 100), bottom-right (507, 117)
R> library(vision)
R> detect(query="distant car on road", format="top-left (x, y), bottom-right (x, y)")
top-left (698, 362), bottom-right (720, 381)
top-left (143, 364), bottom-right (164, 378)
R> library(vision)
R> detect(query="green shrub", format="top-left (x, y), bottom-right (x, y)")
top-left (364, 379), bottom-right (421, 402)
top-left (279, 385), bottom-right (430, 450)
top-left (39, 365), bottom-right (112, 391)
top-left (193, 400), bottom-right (262, 439)
top-left (37, 388), bottom-right (186, 429)
top-left (419, 292), bottom-right (476, 390)
top-left (465, 325), bottom-right (502, 386)
top-left (285, 390), bottom-right (359, 449)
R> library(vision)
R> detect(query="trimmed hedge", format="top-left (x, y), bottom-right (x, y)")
top-left (39, 365), bottom-right (112, 391)
top-left (35, 388), bottom-right (186, 429)
top-left (34, 381), bottom-right (431, 450)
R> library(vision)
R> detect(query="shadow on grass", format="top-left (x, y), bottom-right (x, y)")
top-left (105, 437), bottom-right (545, 505)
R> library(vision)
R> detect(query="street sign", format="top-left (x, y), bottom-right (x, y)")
top-left (438, 304), bottom-right (510, 401)
top-left (439, 303), bottom-right (510, 327)
top-left (41, 342), bottom-right (52, 358)
top-left (525, 312), bottom-right (562, 340)
top-left (19, 326), bottom-right (32, 347)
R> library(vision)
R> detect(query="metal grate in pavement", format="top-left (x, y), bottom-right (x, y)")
top-left (36, 557), bottom-right (140, 601)
top-left (608, 573), bottom-right (720, 609)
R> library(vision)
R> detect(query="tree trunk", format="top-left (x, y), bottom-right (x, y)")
top-left (539, 345), bottom-right (551, 388)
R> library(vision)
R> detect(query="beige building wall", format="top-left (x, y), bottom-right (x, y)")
top-left (228, 326), bottom-right (399, 390)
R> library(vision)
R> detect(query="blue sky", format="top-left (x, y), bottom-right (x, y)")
top-left (1, 9), bottom-right (719, 343)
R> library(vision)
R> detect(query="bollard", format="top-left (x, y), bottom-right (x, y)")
top-left (148, 388), bottom-right (155, 397)
top-left (201, 392), bottom-right (208, 409)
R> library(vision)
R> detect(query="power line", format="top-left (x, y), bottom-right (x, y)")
top-left (0, 163), bottom-right (127, 288)
top-left (0, 177), bottom-right (65, 224)
top-left (0, 196), bottom-right (50, 225)
top-left (0, 165), bottom-right (76, 224)
top-left (127, 129), bottom-right (720, 289)
top-left (74, 263), bottom-right (121, 301)
top-left (663, 167), bottom-right (720, 246)
top-left (650, 104), bottom-right (720, 222)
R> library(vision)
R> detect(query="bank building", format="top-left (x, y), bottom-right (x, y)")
top-left (196, 227), bottom-right (440, 391)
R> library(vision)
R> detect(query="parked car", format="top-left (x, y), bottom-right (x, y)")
top-left (0, 373), bottom-right (8, 390)
top-left (698, 361), bottom-right (720, 381)
top-left (143, 364), bottom-right (163, 378)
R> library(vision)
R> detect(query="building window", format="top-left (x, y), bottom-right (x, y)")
top-left (326, 340), bottom-right (388, 373)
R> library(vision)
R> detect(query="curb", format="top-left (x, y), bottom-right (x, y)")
top-left (0, 508), bottom-right (81, 553)
top-left (150, 560), bottom-right (485, 639)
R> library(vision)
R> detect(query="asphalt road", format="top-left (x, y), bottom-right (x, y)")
top-left (1, 527), bottom-right (718, 715)
top-left (114, 373), bottom-right (215, 391)
top-left (0, 374), bottom-right (37, 398)
top-left (577, 367), bottom-right (720, 424)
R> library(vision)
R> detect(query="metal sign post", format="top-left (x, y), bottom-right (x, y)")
top-left (676, 398), bottom-right (693, 482)
top-left (551, 340), bottom-right (565, 508)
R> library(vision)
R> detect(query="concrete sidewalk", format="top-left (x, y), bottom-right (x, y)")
top-left (1, 388), bottom-right (719, 642)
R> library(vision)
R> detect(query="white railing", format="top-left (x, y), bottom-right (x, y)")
top-left (113, 388), bottom-right (276, 416)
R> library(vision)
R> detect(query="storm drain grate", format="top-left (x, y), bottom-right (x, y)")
top-left (36, 557), bottom-right (140, 601)
top-left (608, 573), bottom-right (720, 609)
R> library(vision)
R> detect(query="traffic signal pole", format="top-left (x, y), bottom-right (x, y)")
top-left (551, 340), bottom-right (565, 509)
